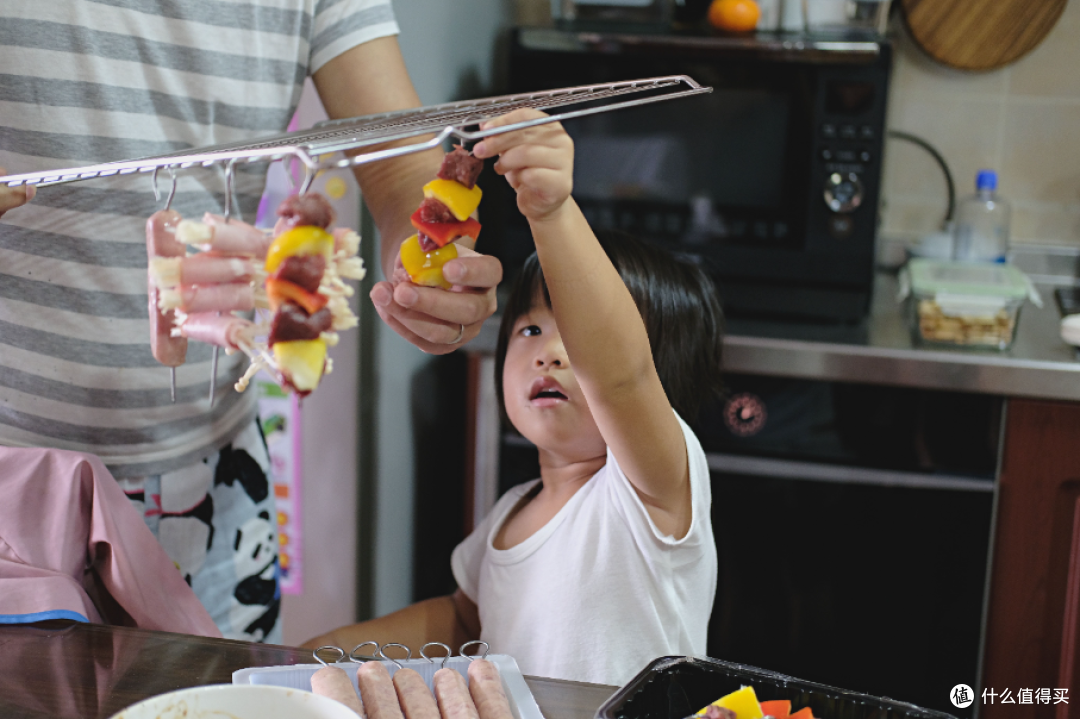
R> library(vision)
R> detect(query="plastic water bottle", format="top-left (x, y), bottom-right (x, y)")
top-left (952, 169), bottom-right (1011, 263)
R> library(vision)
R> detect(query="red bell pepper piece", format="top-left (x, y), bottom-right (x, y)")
top-left (760, 701), bottom-right (792, 719)
top-left (409, 208), bottom-right (481, 248)
top-left (788, 707), bottom-right (814, 719)
top-left (266, 278), bottom-right (329, 315)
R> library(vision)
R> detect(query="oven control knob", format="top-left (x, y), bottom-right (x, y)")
top-left (823, 172), bottom-right (864, 213)
top-left (723, 392), bottom-right (767, 438)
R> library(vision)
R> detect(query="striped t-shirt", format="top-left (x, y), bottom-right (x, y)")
top-left (0, 1), bottom-right (397, 477)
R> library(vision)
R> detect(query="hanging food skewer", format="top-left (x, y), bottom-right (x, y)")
top-left (147, 191), bottom-right (365, 396)
top-left (397, 146), bottom-right (484, 289)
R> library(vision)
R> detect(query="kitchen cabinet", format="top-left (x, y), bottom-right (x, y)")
top-left (982, 399), bottom-right (1080, 718)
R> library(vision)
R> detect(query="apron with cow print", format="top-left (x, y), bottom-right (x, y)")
top-left (116, 418), bottom-right (281, 643)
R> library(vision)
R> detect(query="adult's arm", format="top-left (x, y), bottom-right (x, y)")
top-left (312, 38), bottom-right (501, 354)
top-left (300, 588), bottom-right (481, 652)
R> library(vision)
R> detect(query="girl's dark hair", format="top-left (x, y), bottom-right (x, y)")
top-left (494, 230), bottom-right (724, 423)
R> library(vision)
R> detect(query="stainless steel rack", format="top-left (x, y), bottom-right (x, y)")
top-left (1, 75), bottom-right (711, 192)
top-left (2, 75), bottom-right (710, 404)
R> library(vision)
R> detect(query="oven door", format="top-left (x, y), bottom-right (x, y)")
top-left (700, 374), bottom-right (998, 718)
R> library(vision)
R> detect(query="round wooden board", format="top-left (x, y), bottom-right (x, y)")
top-left (900, 0), bottom-right (1068, 71)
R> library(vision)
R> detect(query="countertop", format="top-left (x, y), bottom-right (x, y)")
top-left (0, 620), bottom-right (617, 719)
top-left (470, 271), bottom-right (1080, 401)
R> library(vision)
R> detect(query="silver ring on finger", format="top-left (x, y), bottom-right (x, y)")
top-left (445, 323), bottom-right (465, 345)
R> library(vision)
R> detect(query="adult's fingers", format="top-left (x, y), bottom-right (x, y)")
top-left (441, 249), bottom-right (503, 289)
top-left (370, 280), bottom-right (482, 354)
top-left (0, 171), bottom-right (35, 218)
top-left (392, 281), bottom-right (497, 328)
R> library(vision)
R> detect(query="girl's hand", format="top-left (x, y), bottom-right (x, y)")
top-left (473, 109), bottom-right (573, 223)
top-left (0, 169), bottom-right (34, 219)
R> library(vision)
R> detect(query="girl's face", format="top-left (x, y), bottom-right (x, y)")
top-left (501, 301), bottom-right (606, 462)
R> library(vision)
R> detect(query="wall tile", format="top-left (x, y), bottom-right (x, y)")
top-left (1007, 0), bottom-right (1080, 99)
top-left (1012, 205), bottom-right (1080, 247)
top-left (1001, 103), bottom-right (1080, 206)
top-left (882, 2), bottom-right (1080, 248)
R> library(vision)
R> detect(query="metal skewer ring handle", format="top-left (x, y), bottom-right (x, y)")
top-left (313, 645), bottom-right (346, 666)
top-left (459, 640), bottom-right (490, 660)
top-left (348, 640), bottom-right (380, 663)
top-left (378, 642), bottom-right (412, 669)
top-left (420, 642), bottom-right (453, 668)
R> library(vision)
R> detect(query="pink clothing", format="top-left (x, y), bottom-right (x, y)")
top-left (0, 446), bottom-right (221, 637)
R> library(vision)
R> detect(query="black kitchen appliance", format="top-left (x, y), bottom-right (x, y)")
top-left (481, 28), bottom-right (892, 322)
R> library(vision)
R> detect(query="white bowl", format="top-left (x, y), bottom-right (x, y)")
top-left (108, 683), bottom-right (359, 719)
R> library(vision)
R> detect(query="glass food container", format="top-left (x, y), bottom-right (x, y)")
top-left (901, 259), bottom-right (1034, 350)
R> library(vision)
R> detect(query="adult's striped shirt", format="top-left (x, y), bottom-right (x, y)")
top-left (0, 0), bottom-right (397, 477)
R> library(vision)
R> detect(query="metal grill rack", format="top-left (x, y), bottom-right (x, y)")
top-left (1, 75), bottom-right (711, 192)
top-left (2, 75), bottom-right (710, 404)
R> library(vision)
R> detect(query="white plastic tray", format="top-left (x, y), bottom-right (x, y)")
top-left (233, 655), bottom-right (543, 719)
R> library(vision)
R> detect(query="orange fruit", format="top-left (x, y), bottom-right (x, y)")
top-left (707, 0), bottom-right (760, 32)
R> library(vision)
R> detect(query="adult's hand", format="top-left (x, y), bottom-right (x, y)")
top-left (369, 243), bottom-right (502, 355)
top-left (0, 170), bottom-right (34, 218)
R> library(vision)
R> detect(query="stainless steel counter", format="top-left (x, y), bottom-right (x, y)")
top-left (470, 271), bottom-right (1080, 401)
top-left (723, 272), bottom-right (1080, 400)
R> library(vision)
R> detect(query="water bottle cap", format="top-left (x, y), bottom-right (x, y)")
top-left (976, 169), bottom-right (998, 191)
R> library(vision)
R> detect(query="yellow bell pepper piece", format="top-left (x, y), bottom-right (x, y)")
top-left (702, 686), bottom-right (763, 719)
top-left (399, 234), bottom-right (459, 289)
top-left (273, 339), bottom-right (327, 392)
top-left (422, 178), bottom-right (482, 221)
top-left (265, 226), bottom-right (334, 273)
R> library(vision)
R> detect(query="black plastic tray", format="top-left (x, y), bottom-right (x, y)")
top-left (595, 657), bottom-right (960, 719)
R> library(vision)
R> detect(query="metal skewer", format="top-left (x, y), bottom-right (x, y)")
top-left (208, 160), bottom-right (241, 406)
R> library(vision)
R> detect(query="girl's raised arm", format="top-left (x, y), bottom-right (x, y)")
top-left (474, 110), bottom-right (692, 539)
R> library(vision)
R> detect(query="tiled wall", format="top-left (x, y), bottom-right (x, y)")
top-left (881, 2), bottom-right (1080, 250)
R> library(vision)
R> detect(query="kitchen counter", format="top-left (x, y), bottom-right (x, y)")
top-left (470, 271), bottom-right (1080, 400)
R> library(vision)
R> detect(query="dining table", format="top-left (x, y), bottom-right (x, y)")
top-left (0, 620), bottom-right (620, 719)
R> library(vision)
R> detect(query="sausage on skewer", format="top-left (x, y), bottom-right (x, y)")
top-left (356, 661), bottom-right (405, 719)
top-left (146, 209), bottom-right (187, 368)
top-left (312, 665), bottom-right (366, 717)
top-left (467, 660), bottom-right (513, 719)
top-left (393, 667), bottom-right (440, 719)
top-left (433, 667), bottom-right (481, 719)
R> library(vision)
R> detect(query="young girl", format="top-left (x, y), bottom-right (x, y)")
top-left (304, 109), bottom-right (724, 687)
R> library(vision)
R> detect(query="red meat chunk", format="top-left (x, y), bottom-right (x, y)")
top-left (277, 193), bottom-right (336, 230)
top-left (437, 146), bottom-right (484, 189)
top-left (268, 302), bottom-right (332, 345)
top-left (418, 197), bottom-right (455, 224)
top-left (271, 254), bottom-right (326, 294)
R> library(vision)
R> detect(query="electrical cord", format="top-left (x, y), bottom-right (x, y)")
top-left (886, 129), bottom-right (956, 226)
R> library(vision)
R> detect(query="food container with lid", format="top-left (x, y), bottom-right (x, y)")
top-left (898, 259), bottom-right (1038, 350)
top-left (597, 656), bottom-right (959, 719)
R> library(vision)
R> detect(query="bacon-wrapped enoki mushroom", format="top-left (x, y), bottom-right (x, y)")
top-left (146, 192), bottom-right (365, 396)
top-left (396, 146), bottom-right (484, 289)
